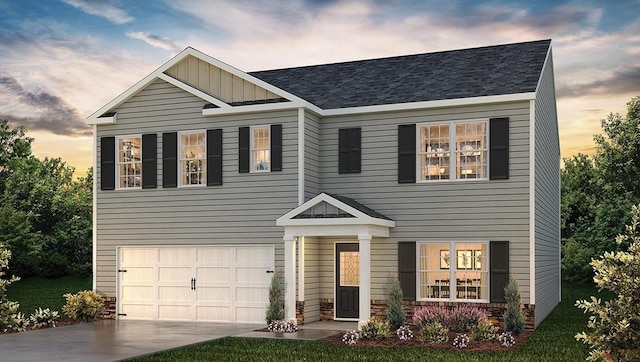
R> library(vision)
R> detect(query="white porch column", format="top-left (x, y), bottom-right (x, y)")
top-left (284, 235), bottom-right (297, 321)
top-left (358, 233), bottom-right (372, 328)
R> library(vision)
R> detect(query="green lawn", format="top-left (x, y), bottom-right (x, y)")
top-left (127, 282), bottom-right (609, 362)
top-left (6, 275), bottom-right (92, 315)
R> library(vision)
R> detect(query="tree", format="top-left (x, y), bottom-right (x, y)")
top-left (265, 275), bottom-right (284, 324)
top-left (503, 277), bottom-right (525, 335)
top-left (0, 241), bottom-right (20, 332)
top-left (386, 278), bottom-right (406, 330)
top-left (575, 204), bottom-right (640, 361)
top-left (0, 120), bottom-right (33, 194)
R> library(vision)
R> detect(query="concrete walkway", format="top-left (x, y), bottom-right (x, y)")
top-left (0, 320), bottom-right (262, 362)
top-left (233, 321), bottom-right (357, 341)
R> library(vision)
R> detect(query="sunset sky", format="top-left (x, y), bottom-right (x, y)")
top-left (1, 0), bottom-right (639, 174)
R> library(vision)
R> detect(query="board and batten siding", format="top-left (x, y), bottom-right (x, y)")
top-left (533, 51), bottom-right (561, 326)
top-left (317, 102), bottom-right (532, 302)
top-left (95, 79), bottom-right (298, 296)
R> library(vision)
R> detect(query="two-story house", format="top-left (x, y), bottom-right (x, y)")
top-left (88, 39), bottom-right (559, 329)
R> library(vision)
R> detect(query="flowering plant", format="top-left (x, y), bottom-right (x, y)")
top-left (29, 307), bottom-right (59, 328)
top-left (453, 333), bottom-right (470, 348)
top-left (267, 318), bottom-right (298, 333)
top-left (498, 331), bottom-right (516, 347)
top-left (342, 329), bottom-right (360, 345)
top-left (396, 325), bottom-right (414, 341)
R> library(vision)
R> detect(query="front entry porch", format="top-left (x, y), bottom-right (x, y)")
top-left (276, 193), bottom-right (395, 328)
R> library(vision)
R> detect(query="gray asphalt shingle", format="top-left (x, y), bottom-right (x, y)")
top-left (249, 39), bottom-right (550, 109)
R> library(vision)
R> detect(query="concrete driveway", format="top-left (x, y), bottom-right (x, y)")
top-left (0, 320), bottom-right (262, 362)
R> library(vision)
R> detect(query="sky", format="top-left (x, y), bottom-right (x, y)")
top-left (1, 0), bottom-right (639, 175)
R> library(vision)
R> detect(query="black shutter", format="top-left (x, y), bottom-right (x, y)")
top-left (100, 136), bottom-right (115, 191)
top-left (490, 117), bottom-right (509, 180)
top-left (339, 128), bottom-right (361, 174)
top-left (207, 129), bottom-right (223, 186)
top-left (271, 124), bottom-right (282, 172)
top-left (141, 134), bottom-right (157, 189)
top-left (238, 127), bottom-right (249, 173)
top-left (162, 132), bottom-right (178, 188)
top-left (398, 241), bottom-right (416, 300)
top-left (398, 124), bottom-right (416, 183)
top-left (490, 240), bottom-right (509, 303)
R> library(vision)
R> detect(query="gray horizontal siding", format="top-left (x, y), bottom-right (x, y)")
top-left (534, 52), bottom-right (561, 326)
top-left (95, 79), bottom-right (297, 296)
top-left (317, 102), bottom-right (532, 302)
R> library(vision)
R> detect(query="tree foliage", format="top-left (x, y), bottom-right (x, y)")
top-left (0, 120), bottom-right (92, 277)
top-left (575, 204), bottom-right (640, 361)
top-left (561, 96), bottom-right (640, 282)
top-left (265, 275), bottom-right (284, 324)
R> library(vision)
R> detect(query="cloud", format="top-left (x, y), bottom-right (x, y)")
top-left (557, 66), bottom-right (640, 99)
top-left (0, 73), bottom-right (91, 136)
top-left (125, 31), bottom-right (183, 53)
top-left (62, 0), bottom-right (134, 24)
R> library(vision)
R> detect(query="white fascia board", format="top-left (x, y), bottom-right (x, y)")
top-left (283, 224), bottom-right (390, 239)
top-left (157, 73), bottom-right (230, 109)
top-left (321, 93), bottom-right (536, 117)
top-left (87, 113), bottom-right (117, 125)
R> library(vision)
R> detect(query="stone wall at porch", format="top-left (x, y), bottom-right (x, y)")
top-left (100, 296), bottom-right (117, 319)
top-left (318, 298), bottom-right (535, 330)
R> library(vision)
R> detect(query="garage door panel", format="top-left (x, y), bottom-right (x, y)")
top-left (158, 267), bottom-right (191, 282)
top-left (196, 267), bottom-right (231, 282)
top-left (121, 285), bottom-right (155, 301)
top-left (235, 307), bottom-right (265, 323)
top-left (158, 286), bottom-right (191, 300)
top-left (196, 287), bottom-right (231, 302)
top-left (236, 247), bottom-right (271, 264)
top-left (196, 306), bottom-right (232, 322)
top-left (196, 247), bottom-right (231, 264)
top-left (236, 267), bottom-right (269, 282)
top-left (158, 305), bottom-right (191, 320)
top-left (158, 248), bottom-right (193, 264)
top-left (121, 248), bottom-right (157, 265)
top-left (121, 267), bottom-right (155, 282)
top-left (120, 304), bottom-right (154, 320)
top-left (236, 286), bottom-right (269, 302)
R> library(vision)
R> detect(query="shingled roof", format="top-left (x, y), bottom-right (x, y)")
top-left (249, 39), bottom-right (550, 110)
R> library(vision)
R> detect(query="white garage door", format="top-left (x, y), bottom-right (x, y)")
top-left (117, 246), bottom-right (274, 323)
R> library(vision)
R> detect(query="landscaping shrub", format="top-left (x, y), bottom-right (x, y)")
top-left (418, 321), bottom-right (449, 344)
top-left (575, 203), bottom-right (640, 362)
top-left (29, 307), bottom-right (58, 328)
top-left (342, 329), bottom-right (360, 345)
top-left (62, 290), bottom-right (104, 321)
top-left (395, 325), bottom-right (414, 341)
top-left (471, 319), bottom-right (498, 341)
top-left (452, 333), bottom-right (470, 348)
top-left (265, 275), bottom-right (283, 324)
top-left (359, 318), bottom-right (391, 340)
top-left (447, 304), bottom-right (488, 333)
top-left (0, 241), bottom-right (21, 333)
top-left (412, 305), bottom-right (447, 329)
top-left (503, 277), bottom-right (525, 335)
top-left (386, 278), bottom-right (406, 330)
top-left (267, 318), bottom-right (297, 333)
top-left (498, 331), bottom-right (516, 347)
top-left (561, 238), bottom-right (595, 283)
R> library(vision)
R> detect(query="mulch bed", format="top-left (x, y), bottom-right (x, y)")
top-left (320, 329), bottom-right (532, 352)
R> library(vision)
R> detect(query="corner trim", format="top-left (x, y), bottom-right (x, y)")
top-left (298, 108), bottom-right (305, 205)
top-left (92, 124), bottom-right (97, 291)
top-left (529, 99), bottom-right (536, 305)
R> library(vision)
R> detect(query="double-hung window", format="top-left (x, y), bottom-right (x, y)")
top-left (417, 241), bottom-right (488, 301)
top-left (418, 120), bottom-right (488, 181)
top-left (179, 131), bottom-right (206, 186)
top-left (251, 125), bottom-right (270, 172)
top-left (116, 135), bottom-right (142, 189)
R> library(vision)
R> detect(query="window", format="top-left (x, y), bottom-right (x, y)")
top-left (417, 242), bottom-right (488, 301)
top-left (418, 120), bottom-right (488, 181)
top-left (179, 131), bottom-right (206, 186)
top-left (251, 125), bottom-right (270, 172)
top-left (116, 136), bottom-right (142, 189)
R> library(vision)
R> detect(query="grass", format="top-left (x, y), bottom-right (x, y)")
top-left (6, 275), bottom-right (92, 315)
top-left (127, 282), bottom-right (611, 362)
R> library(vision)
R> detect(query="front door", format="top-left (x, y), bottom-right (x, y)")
top-left (335, 243), bottom-right (359, 319)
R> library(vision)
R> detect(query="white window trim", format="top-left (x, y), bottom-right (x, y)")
top-left (115, 134), bottom-right (142, 190)
top-left (250, 125), bottom-right (271, 173)
top-left (416, 119), bottom-right (490, 182)
top-left (416, 241), bottom-right (490, 303)
top-left (178, 130), bottom-right (207, 187)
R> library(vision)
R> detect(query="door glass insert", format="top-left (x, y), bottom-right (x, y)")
top-left (339, 251), bottom-right (359, 286)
